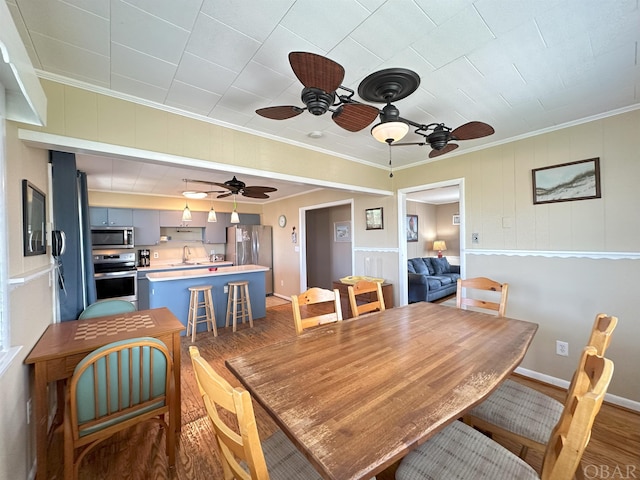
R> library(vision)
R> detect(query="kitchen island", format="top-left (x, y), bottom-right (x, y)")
top-left (147, 264), bottom-right (268, 335)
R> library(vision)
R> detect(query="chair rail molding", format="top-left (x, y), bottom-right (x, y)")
top-left (465, 249), bottom-right (640, 260)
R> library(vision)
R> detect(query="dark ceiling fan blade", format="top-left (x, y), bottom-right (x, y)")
top-left (243, 186), bottom-right (278, 194)
top-left (429, 143), bottom-right (459, 158)
top-left (451, 121), bottom-right (495, 140)
top-left (216, 192), bottom-right (233, 199)
top-left (256, 106), bottom-right (304, 120)
top-left (289, 51), bottom-right (345, 93)
top-left (242, 191), bottom-right (270, 199)
top-left (332, 103), bottom-right (380, 132)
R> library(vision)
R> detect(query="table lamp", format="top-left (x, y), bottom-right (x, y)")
top-left (433, 240), bottom-right (447, 258)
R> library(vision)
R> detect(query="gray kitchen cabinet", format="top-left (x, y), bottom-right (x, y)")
top-left (238, 213), bottom-right (261, 225)
top-left (204, 212), bottom-right (231, 243)
top-left (132, 209), bottom-right (160, 246)
top-left (137, 275), bottom-right (150, 310)
top-left (159, 209), bottom-right (206, 227)
top-left (90, 207), bottom-right (133, 226)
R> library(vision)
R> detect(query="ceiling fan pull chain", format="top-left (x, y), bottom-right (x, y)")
top-left (388, 143), bottom-right (393, 178)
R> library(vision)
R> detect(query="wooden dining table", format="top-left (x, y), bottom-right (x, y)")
top-left (24, 307), bottom-right (184, 480)
top-left (226, 301), bottom-right (538, 480)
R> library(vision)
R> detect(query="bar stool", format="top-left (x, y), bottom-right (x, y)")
top-left (225, 281), bottom-right (253, 332)
top-left (187, 285), bottom-right (217, 341)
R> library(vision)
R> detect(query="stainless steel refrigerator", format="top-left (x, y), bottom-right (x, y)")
top-left (226, 225), bottom-right (273, 294)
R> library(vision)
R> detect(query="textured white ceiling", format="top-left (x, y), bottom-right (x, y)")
top-left (6, 0), bottom-right (640, 202)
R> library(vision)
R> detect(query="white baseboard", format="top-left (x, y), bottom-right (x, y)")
top-left (272, 293), bottom-right (290, 301)
top-left (515, 367), bottom-right (640, 412)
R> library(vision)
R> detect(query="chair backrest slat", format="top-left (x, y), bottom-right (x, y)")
top-left (347, 280), bottom-right (385, 318)
top-left (541, 346), bottom-right (614, 480)
top-left (291, 287), bottom-right (343, 335)
top-left (456, 277), bottom-right (509, 317)
top-left (189, 346), bottom-right (269, 480)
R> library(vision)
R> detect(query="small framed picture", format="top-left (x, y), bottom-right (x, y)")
top-left (406, 214), bottom-right (418, 242)
top-left (334, 221), bottom-right (351, 242)
top-left (365, 207), bottom-right (384, 230)
top-left (532, 157), bottom-right (601, 205)
top-left (452, 214), bottom-right (460, 225)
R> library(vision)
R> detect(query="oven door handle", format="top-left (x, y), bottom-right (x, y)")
top-left (94, 271), bottom-right (137, 279)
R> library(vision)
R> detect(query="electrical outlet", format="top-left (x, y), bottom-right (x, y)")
top-left (280, 280), bottom-right (284, 287)
top-left (472, 233), bottom-right (479, 244)
top-left (26, 398), bottom-right (32, 424)
top-left (556, 340), bottom-right (569, 356)
top-left (153, 251), bottom-right (159, 259)
top-left (224, 285), bottom-right (228, 293)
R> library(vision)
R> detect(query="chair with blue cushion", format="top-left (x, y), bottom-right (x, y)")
top-left (78, 299), bottom-right (136, 319)
top-left (63, 337), bottom-right (175, 479)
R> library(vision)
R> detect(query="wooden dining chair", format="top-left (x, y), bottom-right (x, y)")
top-left (64, 337), bottom-right (175, 480)
top-left (456, 276), bottom-right (509, 317)
top-left (463, 313), bottom-right (618, 466)
top-left (396, 346), bottom-right (614, 480)
top-left (78, 299), bottom-right (136, 319)
top-left (347, 280), bottom-right (385, 318)
top-left (291, 287), bottom-right (342, 335)
top-left (189, 346), bottom-right (322, 480)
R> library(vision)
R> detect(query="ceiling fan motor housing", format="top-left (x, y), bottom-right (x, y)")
top-left (428, 125), bottom-right (452, 150)
top-left (301, 87), bottom-right (335, 115)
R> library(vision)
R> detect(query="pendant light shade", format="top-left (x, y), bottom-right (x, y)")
top-left (230, 195), bottom-right (240, 223)
top-left (207, 207), bottom-right (217, 223)
top-left (182, 179), bottom-right (192, 221)
top-left (207, 194), bottom-right (217, 222)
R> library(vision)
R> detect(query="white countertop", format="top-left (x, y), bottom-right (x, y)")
top-left (137, 260), bottom-right (233, 272)
top-left (147, 264), bottom-right (269, 282)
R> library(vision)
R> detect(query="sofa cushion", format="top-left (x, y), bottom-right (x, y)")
top-left (409, 258), bottom-right (430, 275)
top-left (407, 261), bottom-right (416, 274)
top-left (431, 257), bottom-right (451, 274)
top-left (427, 277), bottom-right (443, 290)
top-left (431, 275), bottom-right (453, 286)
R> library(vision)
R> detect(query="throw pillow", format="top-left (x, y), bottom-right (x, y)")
top-left (431, 257), bottom-right (451, 275)
top-left (422, 257), bottom-right (435, 275)
top-left (409, 258), bottom-right (430, 275)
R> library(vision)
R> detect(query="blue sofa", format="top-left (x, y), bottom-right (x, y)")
top-left (408, 257), bottom-right (460, 303)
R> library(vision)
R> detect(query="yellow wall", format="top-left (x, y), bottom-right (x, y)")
top-left (395, 109), bottom-right (640, 403)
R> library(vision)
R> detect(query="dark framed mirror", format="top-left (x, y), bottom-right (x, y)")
top-left (22, 179), bottom-right (47, 256)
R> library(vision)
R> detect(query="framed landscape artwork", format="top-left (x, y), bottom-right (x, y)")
top-left (365, 207), bottom-right (384, 230)
top-left (532, 158), bottom-right (601, 205)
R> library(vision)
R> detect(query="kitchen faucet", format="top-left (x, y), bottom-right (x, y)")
top-left (182, 245), bottom-right (191, 263)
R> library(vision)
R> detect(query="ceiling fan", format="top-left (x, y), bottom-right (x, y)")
top-left (255, 51), bottom-right (380, 132)
top-left (185, 176), bottom-right (277, 199)
top-left (357, 68), bottom-right (495, 159)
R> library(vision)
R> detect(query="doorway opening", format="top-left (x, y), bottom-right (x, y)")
top-left (298, 199), bottom-right (354, 293)
top-left (396, 178), bottom-right (465, 306)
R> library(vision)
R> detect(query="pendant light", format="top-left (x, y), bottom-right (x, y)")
top-left (207, 194), bottom-right (217, 223)
top-left (181, 179), bottom-right (192, 222)
top-left (230, 195), bottom-right (240, 224)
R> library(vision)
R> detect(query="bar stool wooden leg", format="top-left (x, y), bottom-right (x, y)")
top-left (225, 281), bottom-right (253, 332)
top-left (187, 286), bottom-right (216, 341)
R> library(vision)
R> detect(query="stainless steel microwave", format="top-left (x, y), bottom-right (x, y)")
top-left (91, 227), bottom-right (134, 249)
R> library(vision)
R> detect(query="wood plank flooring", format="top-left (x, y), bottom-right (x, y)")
top-left (46, 303), bottom-right (640, 479)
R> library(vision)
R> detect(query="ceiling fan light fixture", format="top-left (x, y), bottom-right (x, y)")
top-left (183, 190), bottom-right (208, 199)
top-left (371, 120), bottom-right (409, 144)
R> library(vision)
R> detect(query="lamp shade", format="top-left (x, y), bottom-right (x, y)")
top-left (371, 121), bottom-right (409, 144)
top-left (433, 240), bottom-right (447, 251)
top-left (230, 211), bottom-right (240, 223)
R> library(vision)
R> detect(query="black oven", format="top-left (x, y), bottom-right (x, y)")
top-left (93, 250), bottom-right (138, 308)
top-left (91, 227), bottom-right (134, 249)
